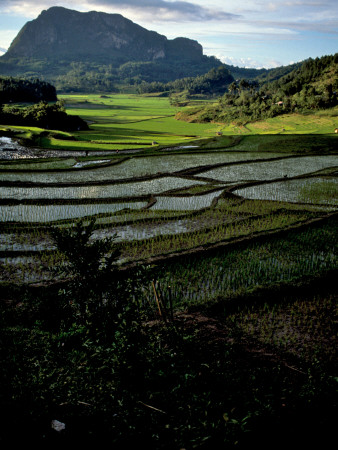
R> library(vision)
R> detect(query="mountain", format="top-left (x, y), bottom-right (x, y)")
top-left (0, 7), bottom-right (222, 90)
top-left (4, 6), bottom-right (203, 63)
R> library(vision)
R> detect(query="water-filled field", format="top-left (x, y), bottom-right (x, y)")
top-left (0, 177), bottom-right (205, 200)
top-left (0, 151), bottom-right (285, 183)
top-left (201, 156), bottom-right (338, 182)
top-left (151, 190), bottom-right (224, 210)
top-left (0, 201), bottom-right (148, 223)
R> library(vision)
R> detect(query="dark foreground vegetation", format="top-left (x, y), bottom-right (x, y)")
top-left (1, 220), bottom-right (336, 448)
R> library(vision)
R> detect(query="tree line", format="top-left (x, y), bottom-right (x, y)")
top-left (0, 55), bottom-right (224, 93)
top-left (0, 100), bottom-right (88, 131)
top-left (136, 66), bottom-right (235, 96)
top-left (0, 76), bottom-right (57, 103)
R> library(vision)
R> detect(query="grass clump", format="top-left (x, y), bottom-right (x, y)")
top-left (298, 180), bottom-right (338, 204)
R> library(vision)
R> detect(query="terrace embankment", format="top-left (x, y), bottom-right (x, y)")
top-left (1, 211), bottom-right (336, 293)
top-left (119, 211), bottom-right (337, 270)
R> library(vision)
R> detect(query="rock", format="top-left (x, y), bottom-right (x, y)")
top-left (51, 419), bottom-right (66, 432)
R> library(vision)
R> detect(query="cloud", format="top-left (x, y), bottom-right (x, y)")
top-left (0, 0), bottom-right (240, 21)
top-left (85, 1), bottom-right (239, 21)
top-left (252, 19), bottom-right (338, 34)
top-left (283, 1), bottom-right (337, 7)
top-left (216, 54), bottom-right (282, 69)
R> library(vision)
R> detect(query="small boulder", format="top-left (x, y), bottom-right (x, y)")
top-left (51, 419), bottom-right (66, 432)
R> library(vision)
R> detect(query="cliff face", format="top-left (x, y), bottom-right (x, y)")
top-left (5, 6), bottom-right (203, 62)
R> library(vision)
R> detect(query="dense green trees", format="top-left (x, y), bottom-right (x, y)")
top-left (183, 53), bottom-right (338, 125)
top-left (0, 53), bottom-right (301, 94)
top-left (0, 55), bottom-right (224, 92)
top-left (0, 76), bottom-right (88, 130)
top-left (0, 76), bottom-right (57, 103)
top-left (137, 66), bottom-right (234, 96)
top-left (0, 100), bottom-right (88, 131)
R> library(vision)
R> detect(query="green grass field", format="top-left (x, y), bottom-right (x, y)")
top-left (1, 94), bottom-right (337, 153)
top-left (53, 94), bottom-right (222, 150)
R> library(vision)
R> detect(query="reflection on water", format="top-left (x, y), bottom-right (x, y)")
top-left (73, 160), bottom-right (109, 168)
top-left (94, 219), bottom-right (191, 243)
top-left (0, 151), bottom-right (286, 183)
top-left (202, 156), bottom-right (338, 182)
top-left (151, 190), bottom-right (224, 210)
top-left (0, 136), bottom-right (115, 159)
top-left (0, 177), bottom-right (205, 200)
top-left (0, 202), bottom-right (148, 223)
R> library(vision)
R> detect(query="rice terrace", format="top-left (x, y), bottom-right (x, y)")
top-left (1, 89), bottom-right (337, 446)
top-left (1, 94), bottom-right (337, 285)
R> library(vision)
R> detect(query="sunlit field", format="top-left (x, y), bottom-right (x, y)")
top-left (221, 107), bottom-right (338, 135)
top-left (50, 94), bottom-right (223, 150)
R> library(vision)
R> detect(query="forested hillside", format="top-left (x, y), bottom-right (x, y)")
top-left (137, 66), bottom-right (235, 96)
top-left (0, 75), bottom-right (88, 131)
top-left (177, 53), bottom-right (338, 124)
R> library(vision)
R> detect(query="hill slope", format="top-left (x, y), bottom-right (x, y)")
top-left (177, 53), bottom-right (338, 124)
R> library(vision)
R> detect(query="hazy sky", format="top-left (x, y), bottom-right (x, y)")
top-left (0, 0), bottom-right (337, 68)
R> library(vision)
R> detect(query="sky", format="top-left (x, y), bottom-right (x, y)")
top-left (0, 0), bottom-right (337, 68)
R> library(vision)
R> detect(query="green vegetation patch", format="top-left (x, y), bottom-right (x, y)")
top-left (120, 209), bottom-right (318, 262)
top-left (34, 94), bottom-right (222, 151)
top-left (298, 179), bottom-right (338, 203)
top-left (0, 158), bottom-right (78, 171)
top-left (236, 178), bottom-right (338, 205)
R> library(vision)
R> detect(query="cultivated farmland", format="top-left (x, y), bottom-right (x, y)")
top-left (0, 95), bottom-right (338, 286)
top-left (1, 96), bottom-right (337, 289)
top-left (1, 93), bottom-right (337, 448)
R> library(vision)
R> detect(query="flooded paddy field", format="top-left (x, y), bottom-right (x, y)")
top-left (0, 176), bottom-right (206, 200)
top-left (201, 155), bottom-right (338, 182)
top-left (0, 150), bottom-right (286, 183)
top-left (1, 133), bottom-right (337, 285)
top-left (0, 201), bottom-right (149, 223)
